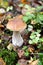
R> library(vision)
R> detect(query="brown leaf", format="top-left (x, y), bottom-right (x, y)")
top-left (22, 8), bottom-right (28, 15)
top-left (0, 24), bottom-right (4, 28)
top-left (29, 59), bottom-right (39, 65)
top-left (1, 34), bottom-right (11, 41)
top-left (21, 0), bottom-right (30, 4)
top-left (0, 15), bottom-right (5, 23)
top-left (18, 49), bottom-right (24, 58)
top-left (28, 46), bottom-right (35, 53)
top-left (18, 59), bottom-right (27, 65)
top-left (0, 58), bottom-right (6, 65)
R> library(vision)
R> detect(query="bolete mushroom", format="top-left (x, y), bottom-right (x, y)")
top-left (6, 15), bottom-right (27, 47)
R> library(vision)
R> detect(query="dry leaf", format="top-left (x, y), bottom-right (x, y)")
top-left (18, 59), bottom-right (27, 65)
top-left (28, 46), bottom-right (34, 53)
top-left (29, 59), bottom-right (39, 65)
top-left (0, 15), bottom-right (5, 23)
top-left (0, 58), bottom-right (6, 65)
top-left (7, 43), bottom-right (14, 51)
top-left (0, 24), bottom-right (4, 28)
top-left (18, 49), bottom-right (24, 58)
top-left (21, 0), bottom-right (30, 4)
top-left (28, 57), bottom-right (33, 63)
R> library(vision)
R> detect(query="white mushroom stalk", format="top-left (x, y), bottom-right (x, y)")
top-left (12, 31), bottom-right (23, 47)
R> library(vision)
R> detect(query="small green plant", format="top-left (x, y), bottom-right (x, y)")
top-left (37, 60), bottom-right (42, 65)
top-left (22, 46), bottom-right (28, 50)
top-left (22, 5), bottom-right (43, 27)
top-left (22, 12), bottom-right (35, 23)
top-left (0, 0), bottom-right (9, 8)
top-left (29, 31), bottom-right (40, 44)
top-left (24, 50), bottom-right (29, 57)
top-left (16, 63), bottom-right (20, 65)
top-left (28, 31), bottom-right (41, 44)
top-left (28, 25), bottom-right (33, 32)
top-left (0, 49), bottom-right (18, 65)
top-left (6, 6), bottom-right (13, 12)
top-left (22, 46), bottom-right (29, 57)
top-left (37, 53), bottom-right (43, 65)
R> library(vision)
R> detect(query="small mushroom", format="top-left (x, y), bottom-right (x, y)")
top-left (6, 15), bottom-right (27, 47)
top-left (0, 8), bottom-right (6, 16)
top-left (0, 8), bottom-right (6, 23)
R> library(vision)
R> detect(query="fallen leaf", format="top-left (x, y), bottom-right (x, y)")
top-left (0, 15), bottom-right (5, 23)
top-left (0, 58), bottom-right (6, 65)
top-left (18, 59), bottom-right (27, 65)
top-left (21, 0), bottom-right (30, 4)
top-left (7, 43), bottom-right (14, 51)
top-left (18, 49), bottom-right (24, 58)
top-left (28, 46), bottom-right (34, 53)
top-left (0, 24), bottom-right (4, 28)
top-left (29, 59), bottom-right (39, 65)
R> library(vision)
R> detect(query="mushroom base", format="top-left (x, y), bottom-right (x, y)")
top-left (12, 31), bottom-right (24, 47)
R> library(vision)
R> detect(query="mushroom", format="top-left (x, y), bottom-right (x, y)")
top-left (0, 8), bottom-right (6, 23)
top-left (6, 15), bottom-right (27, 47)
top-left (0, 8), bottom-right (6, 16)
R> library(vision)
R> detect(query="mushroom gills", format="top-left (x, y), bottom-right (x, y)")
top-left (12, 31), bottom-right (24, 47)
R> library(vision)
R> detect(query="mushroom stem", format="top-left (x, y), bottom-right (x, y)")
top-left (12, 31), bottom-right (24, 47)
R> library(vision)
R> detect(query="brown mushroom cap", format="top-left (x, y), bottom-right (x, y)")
top-left (6, 15), bottom-right (27, 31)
